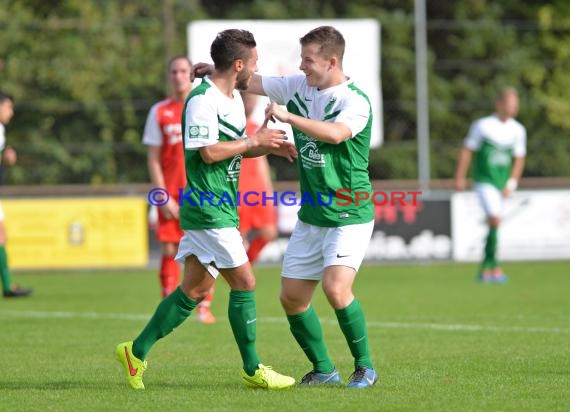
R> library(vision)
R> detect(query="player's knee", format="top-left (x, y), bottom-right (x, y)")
top-left (162, 242), bottom-right (178, 257)
top-left (279, 289), bottom-right (303, 312)
top-left (225, 272), bottom-right (256, 291)
top-left (489, 216), bottom-right (501, 227)
top-left (322, 283), bottom-right (352, 309)
top-left (259, 225), bottom-right (278, 241)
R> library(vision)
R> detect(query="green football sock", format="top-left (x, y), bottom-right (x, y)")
top-left (287, 305), bottom-right (335, 374)
top-left (335, 299), bottom-right (373, 369)
top-left (228, 290), bottom-right (260, 376)
top-left (132, 286), bottom-right (197, 360)
top-left (483, 226), bottom-right (498, 269)
top-left (0, 245), bottom-right (13, 294)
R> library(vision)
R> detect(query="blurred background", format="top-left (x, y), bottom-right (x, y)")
top-left (2, 0), bottom-right (570, 184)
top-left (1, 0), bottom-right (569, 269)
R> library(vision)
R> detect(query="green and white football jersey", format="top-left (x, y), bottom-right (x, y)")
top-left (180, 77), bottom-right (246, 230)
top-left (464, 114), bottom-right (527, 189)
top-left (262, 75), bottom-right (374, 227)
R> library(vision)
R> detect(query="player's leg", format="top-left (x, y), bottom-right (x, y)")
top-left (159, 241), bottom-right (180, 298)
top-left (215, 227), bottom-right (294, 389)
top-left (0, 212), bottom-right (32, 298)
top-left (115, 230), bottom-right (218, 389)
top-left (281, 221), bottom-right (338, 384)
top-left (219, 263), bottom-right (260, 376)
top-left (156, 216), bottom-right (183, 298)
top-left (475, 184), bottom-right (504, 282)
top-left (196, 285), bottom-right (216, 324)
top-left (0, 219), bottom-right (13, 295)
top-left (135, 255), bottom-right (214, 358)
top-left (322, 221), bottom-right (377, 388)
top-left (246, 205), bottom-right (278, 263)
top-left (115, 255), bottom-right (213, 389)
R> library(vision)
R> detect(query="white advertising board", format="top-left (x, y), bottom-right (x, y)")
top-left (187, 19), bottom-right (383, 147)
top-left (451, 190), bottom-right (570, 261)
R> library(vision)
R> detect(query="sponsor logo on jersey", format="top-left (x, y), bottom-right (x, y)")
top-left (188, 125), bottom-right (209, 139)
top-left (300, 141), bottom-right (325, 169)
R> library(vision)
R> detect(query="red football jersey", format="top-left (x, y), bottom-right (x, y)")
top-left (239, 120), bottom-right (272, 193)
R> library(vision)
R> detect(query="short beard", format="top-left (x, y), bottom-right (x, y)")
top-left (236, 76), bottom-right (249, 91)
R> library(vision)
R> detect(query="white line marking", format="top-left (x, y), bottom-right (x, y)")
top-left (1, 309), bottom-right (569, 334)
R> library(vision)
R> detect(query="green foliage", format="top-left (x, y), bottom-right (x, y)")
top-left (0, 0), bottom-right (569, 183)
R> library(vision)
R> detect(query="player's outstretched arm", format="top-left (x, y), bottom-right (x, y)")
top-left (265, 101), bottom-right (351, 144)
top-left (193, 63), bottom-right (266, 96)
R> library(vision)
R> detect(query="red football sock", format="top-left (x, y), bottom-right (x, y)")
top-left (159, 256), bottom-right (180, 298)
top-left (246, 236), bottom-right (271, 264)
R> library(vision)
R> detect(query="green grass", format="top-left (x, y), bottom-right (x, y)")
top-left (1, 261), bottom-right (569, 411)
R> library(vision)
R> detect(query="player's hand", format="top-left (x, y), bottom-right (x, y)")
top-left (270, 141), bottom-right (297, 162)
top-left (159, 198), bottom-right (180, 220)
top-left (249, 121), bottom-right (288, 150)
top-left (454, 177), bottom-right (467, 191)
top-left (502, 187), bottom-right (513, 198)
top-left (265, 101), bottom-right (291, 124)
top-left (193, 62), bottom-right (214, 78)
top-left (3, 146), bottom-right (17, 166)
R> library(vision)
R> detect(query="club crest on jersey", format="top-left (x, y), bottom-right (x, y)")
top-left (227, 154), bottom-right (243, 182)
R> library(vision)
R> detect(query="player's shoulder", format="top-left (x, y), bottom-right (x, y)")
top-left (148, 97), bottom-right (171, 113)
top-left (186, 79), bottom-right (219, 109)
top-left (509, 118), bottom-right (526, 132)
top-left (471, 114), bottom-right (495, 129)
top-left (342, 80), bottom-right (371, 104)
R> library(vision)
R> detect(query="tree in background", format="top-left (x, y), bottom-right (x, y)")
top-left (0, 0), bottom-right (568, 184)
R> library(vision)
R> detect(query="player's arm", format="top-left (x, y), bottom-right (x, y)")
top-left (147, 146), bottom-right (166, 189)
top-left (503, 156), bottom-right (525, 196)
top-left (147, 145), bottom-right (180, 219)
top-left (454, 147), bottom-right (473, 191)
top-left (143, 105), bottom-right (165, 189)
top-left (199, 124), bottom-right (288, 164)
top-left (510, 156), bottom-right (525, 181)
top-left (2, 146), bottom-right (17, 166)
top-left (265, 101), bottom-right (351, 144)
top-left (193, 63), bottom-right (266, 96)
top-left (247, 74), bottom-right (265, 96)
top-left (455, 120), bottom-right (482, 191)
top-left (504, 128), bottom-right (527, 196)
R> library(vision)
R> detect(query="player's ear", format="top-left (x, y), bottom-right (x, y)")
top-left (234, 58), bottom-right (244, 73)
top-left (329, 55), bottom-right (338, 71)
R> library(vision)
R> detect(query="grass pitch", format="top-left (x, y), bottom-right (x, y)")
top-left (1, 261), bottom-right (569, 411)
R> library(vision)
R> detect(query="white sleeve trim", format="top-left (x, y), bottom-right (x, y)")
top-left (142, 103), bottom-right (163, 146)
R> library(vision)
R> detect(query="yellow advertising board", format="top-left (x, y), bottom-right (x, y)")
top-left (2, 197), bottom-right (148, 269)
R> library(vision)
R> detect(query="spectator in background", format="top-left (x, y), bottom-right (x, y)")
top-left (142, 56), bottom-right (215, 322)
top-left (0, 90), bottom-right (32, 298)
top-left (454, 87), bottom-right (526, 283)
top-left (238, 92), bottom-right (278, 264)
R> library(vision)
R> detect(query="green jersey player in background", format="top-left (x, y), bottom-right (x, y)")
top-left (249, 26), bottom-right (378, 388)
top-left (454, 87), bottom-right (527, 283)
top-left (115, 29), bottom-right (297, 391)
top-left (0, 90), bottom-right (32, 298)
